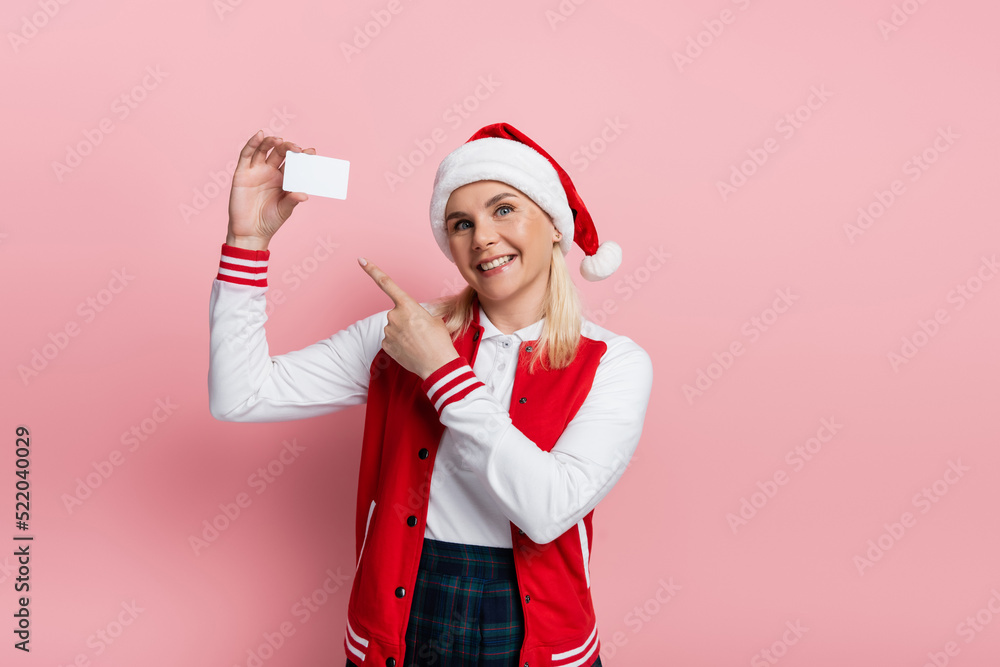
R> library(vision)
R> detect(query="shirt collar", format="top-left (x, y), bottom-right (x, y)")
top-left (477, 303), bottom-right (544, 342)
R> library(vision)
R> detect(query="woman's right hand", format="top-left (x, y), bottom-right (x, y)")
top-left (226, 130), bottom-right (316, 249)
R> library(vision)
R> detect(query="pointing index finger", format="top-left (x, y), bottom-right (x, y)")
top-left (359, 257), bottom-right (415, 307)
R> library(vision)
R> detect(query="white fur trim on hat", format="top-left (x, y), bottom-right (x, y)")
top-left (579, 240), bottom-right (622, 281)
top-left (429, 137), bottom-right (575, 263)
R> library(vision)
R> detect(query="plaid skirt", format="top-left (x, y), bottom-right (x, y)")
top-left (347, 537), bottom-right (604, 667)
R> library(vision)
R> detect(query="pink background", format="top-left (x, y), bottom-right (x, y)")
top-left (4, 0), bottom-right (1000, 665)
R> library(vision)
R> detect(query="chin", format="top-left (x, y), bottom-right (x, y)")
top-left (479, 283), bottom-right (521, 302)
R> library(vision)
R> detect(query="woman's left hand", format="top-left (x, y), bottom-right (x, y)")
top-left (358, 257), bottom-right (461, 380)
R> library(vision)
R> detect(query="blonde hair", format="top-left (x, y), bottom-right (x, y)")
top-left (427, 242), bottom-right (583, 373)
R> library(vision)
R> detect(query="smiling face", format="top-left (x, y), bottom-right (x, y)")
top-left (445, 180), bottom-right (562, 316)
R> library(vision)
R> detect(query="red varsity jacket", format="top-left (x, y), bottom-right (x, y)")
top-left (345, 298), bottom-right (607, 667)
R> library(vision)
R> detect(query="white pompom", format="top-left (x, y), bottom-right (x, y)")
top-left (579, 240), bottom-right (622, 282)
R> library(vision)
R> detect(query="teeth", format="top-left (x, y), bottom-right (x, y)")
top-left (479, 255), bottom-right (514, 271)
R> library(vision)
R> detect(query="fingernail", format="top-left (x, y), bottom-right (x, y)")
top-left (358, 257), bottom-right (367, 266)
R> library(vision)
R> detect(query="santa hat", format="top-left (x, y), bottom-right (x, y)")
top-left (429, 122), bottom-right (622, 281)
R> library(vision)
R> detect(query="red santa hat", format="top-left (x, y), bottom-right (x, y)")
top-left (429, 122), bottom-right (622, 281)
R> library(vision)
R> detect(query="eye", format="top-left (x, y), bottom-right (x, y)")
top-left (451, 204), bottom-right (513, 231)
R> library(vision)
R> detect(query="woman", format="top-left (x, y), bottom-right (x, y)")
top-left (208, 123), bottom-right (653, 667)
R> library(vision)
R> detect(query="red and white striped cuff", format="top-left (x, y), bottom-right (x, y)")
top-left (420, 357), bottom-right (485, 416)
top-left (216, 243), bottom-right (270, 287)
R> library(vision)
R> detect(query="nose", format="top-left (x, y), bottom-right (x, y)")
top-left (472, 218), bottom-right (499, 250)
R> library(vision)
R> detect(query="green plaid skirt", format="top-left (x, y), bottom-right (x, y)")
top-left (346, 537), bottom-right (603, 667)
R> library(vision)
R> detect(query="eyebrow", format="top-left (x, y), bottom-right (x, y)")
top-left (445, 192), bottom-right (519, 223)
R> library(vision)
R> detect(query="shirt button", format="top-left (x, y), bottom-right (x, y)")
top-left (407, 515), bottom-right (417, 527)
top-left (418, 448), bottom-right (429, 459)
top-left (498, 363), bottom-right (505, 370)
top-left (395, 587), bottom-right (406, 598)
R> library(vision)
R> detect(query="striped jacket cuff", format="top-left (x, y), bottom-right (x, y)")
top-left (421, 357), bottom-right (485, 416)
top-left (217, 243), bottom-right (270, 287)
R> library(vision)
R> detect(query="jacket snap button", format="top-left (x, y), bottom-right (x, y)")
top-left (395, 587), bottom-right (405, 598)
top-left (386, 659), bottom-right (396, 667)
top-left (525, 345), bottom-right (533, 352)
top-left (407, 515), bottom-right (417, 527)
top-left (519, 397), bottom-right (527, 404)
top-left (524, 594), bottom-right (530, 603)
top-left (473, 331), bottom-right (480, 341)
top-left (418, 448), bottom-right (429, 459)
top-left (517, 529), bottom-right (524, 535)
